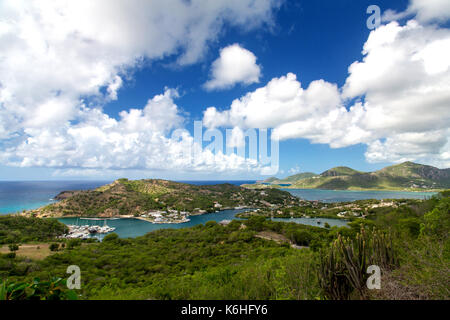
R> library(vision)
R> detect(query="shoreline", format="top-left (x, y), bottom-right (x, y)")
top-left (243, 184), bottom-right (442, 193)
top-left (53, 207), bottom-right (251, 224)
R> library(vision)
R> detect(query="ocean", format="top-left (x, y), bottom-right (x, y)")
top-left (0, 180), bottom-right (438, 239)
top-left (0, 180), bottom-right (437, 215)
top-left (0, 180), bottom-right (256, 214)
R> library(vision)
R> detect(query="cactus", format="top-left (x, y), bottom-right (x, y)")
top-left (319, 226), bottom-right (397, 300)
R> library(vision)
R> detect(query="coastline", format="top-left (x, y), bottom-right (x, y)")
top-left (243, 184), bottom-right (442, 193)
top-left (39, 207), bottom-right (251, 224)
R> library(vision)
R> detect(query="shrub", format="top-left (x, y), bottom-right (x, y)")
top-left (103, 233), bottom-right (119, 242)
top-left (49, 243), bottom-right (59, 252)
top-left (292, 230), bottom-right (313, 246)
top-left (8, 244), bottom-right (19, 252)
top-left (66, 238), bottom-right (82, 249)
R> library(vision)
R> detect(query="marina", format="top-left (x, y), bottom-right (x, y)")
top-left (57, 208), bottom-right (349, 240)
top-left (61, 218), bottom-right (116, 239)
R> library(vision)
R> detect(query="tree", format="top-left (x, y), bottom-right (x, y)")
top-left (8, 244), bottom-right (19, 252)
top-left (103, 233), bottom-right (119, 242)
top-left (420, 197), bottom-right (450, 239)
top-left (293, 230), bottom-right (313, 246)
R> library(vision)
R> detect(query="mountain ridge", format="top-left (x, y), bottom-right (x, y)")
top-left (248, 162), bottom-right (450, 191)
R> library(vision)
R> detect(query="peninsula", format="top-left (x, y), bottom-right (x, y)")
top-left (25, 179), bottom-right (298, 222)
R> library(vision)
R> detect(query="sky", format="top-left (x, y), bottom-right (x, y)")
top-left (0, 0), bottom-right (449, 180)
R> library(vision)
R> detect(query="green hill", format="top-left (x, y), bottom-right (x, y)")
top-left (279, 172), bottom-right (319, 182)
top-left (27, 179), bottom-right (297, 218)
top-left (260, 177), bottom-right (279, 183)
top-left (321, 167), bottom-right (363, 177)
top-left (249, 162), bottom-right (450, 191)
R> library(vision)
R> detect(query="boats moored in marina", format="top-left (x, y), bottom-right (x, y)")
top-left (61, 219), bottom-right (116, 239)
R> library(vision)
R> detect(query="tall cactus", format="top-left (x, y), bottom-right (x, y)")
top-left (318, 240), bottom-right (353, 300)
top-left (319, 226), bottom-right (397, 300)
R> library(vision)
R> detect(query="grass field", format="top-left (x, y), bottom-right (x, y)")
top-left (0, 243), bottom-right (54, 260)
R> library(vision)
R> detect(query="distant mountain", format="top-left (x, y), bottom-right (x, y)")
top-left (249, 162), bottom-right (450, 191)
top-left (280, 172), bottom-right (319, 182)
top-left (259, 177), bottom-right (279, 184)
top-left (260, 173), bottom-right (319, 185)
top-left (321, 167), bottom-right (362, 177)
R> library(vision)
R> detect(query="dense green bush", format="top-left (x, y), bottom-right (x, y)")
top-left (0, 216), bottom-right (67, 244)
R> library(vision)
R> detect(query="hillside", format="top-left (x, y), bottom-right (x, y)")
top-left (245, 162), bottom-right (450, 191)
top-left (259, 173), bottom-right (319, 185)
top-left (321, 167), bottom-right (362, 177)
top-left (27, 179), bottom-right (297, 218)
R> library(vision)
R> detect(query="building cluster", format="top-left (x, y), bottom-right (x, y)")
top-left (141, 209), bottom-right (190, 223)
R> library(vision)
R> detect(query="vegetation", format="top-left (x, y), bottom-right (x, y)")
top-left (247, 161), bottom-right (450, 191)
top-left (0, 278), bottom-right (77, 300)
top-left (319, 227), bottom-right (397, 300)
top-left (0, 216), bottom-right (68, 244)
top-left (1, 188), bottom-right (448, 300)
top-left (27, 179), bottom-right (297, 218)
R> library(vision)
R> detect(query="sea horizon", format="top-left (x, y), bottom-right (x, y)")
top-left (0, 180), bottom-right (437, 215)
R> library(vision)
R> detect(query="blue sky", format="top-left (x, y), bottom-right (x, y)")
top-left (0, 0), bottom-right (449, 180)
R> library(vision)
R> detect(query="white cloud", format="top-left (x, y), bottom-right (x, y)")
top-left (0, 0), bottom-right (279, 175)
top-left (0, 89), bottom-right (271, 175)
top-left (342, 21), bottom-right (450, 137)
top-left (383, 0), bottom-right (450, 23)
top-left (203, 73), bottom-right (368, 148)
top-left (365, 130), bottom-right (450, 168)
top-left (288, 165), bottom-right (301, 175)
top-left (203, 20), bottom-right (450, 168)
top-left (204, 44), bottom-right (261, 90)
top-left (107, 76), bottom-right (123, 101)
top-left (410, 0), bottom-right (450, 23)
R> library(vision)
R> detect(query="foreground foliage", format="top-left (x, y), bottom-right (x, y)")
top-left (1, 191), bottom-right (448, 300)
top-left (0, 277), bottom-right (77, 300)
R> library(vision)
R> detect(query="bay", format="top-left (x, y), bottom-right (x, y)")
top-left (283, 188), bottom-right (437, 203)
top-left (1, 181), bottom-right (438, 239)
top-left (58, 209), bottom-right (248, 240)
top-left (58, 209), bottom-right (349, 239)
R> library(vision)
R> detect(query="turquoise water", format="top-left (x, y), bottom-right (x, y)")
top-left (58, 209), bottom-right (349, 239)
top-left (0, 181), bottom-right (111, 214)
top-left (284, 189), bottom-right (437, 203)
top-left (272, 217), bottom-right (348, 228)
top-left (2, 181), bottom-right (437, 239)
top-left (58, 209), bottom-right (248, 239)
top-left (0, 180), bottom-right (256, 214)
top-left (1, 181), bottom-right (436, 214)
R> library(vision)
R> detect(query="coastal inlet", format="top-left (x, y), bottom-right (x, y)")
top-left (57, 208), bottom-right (349, 240)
